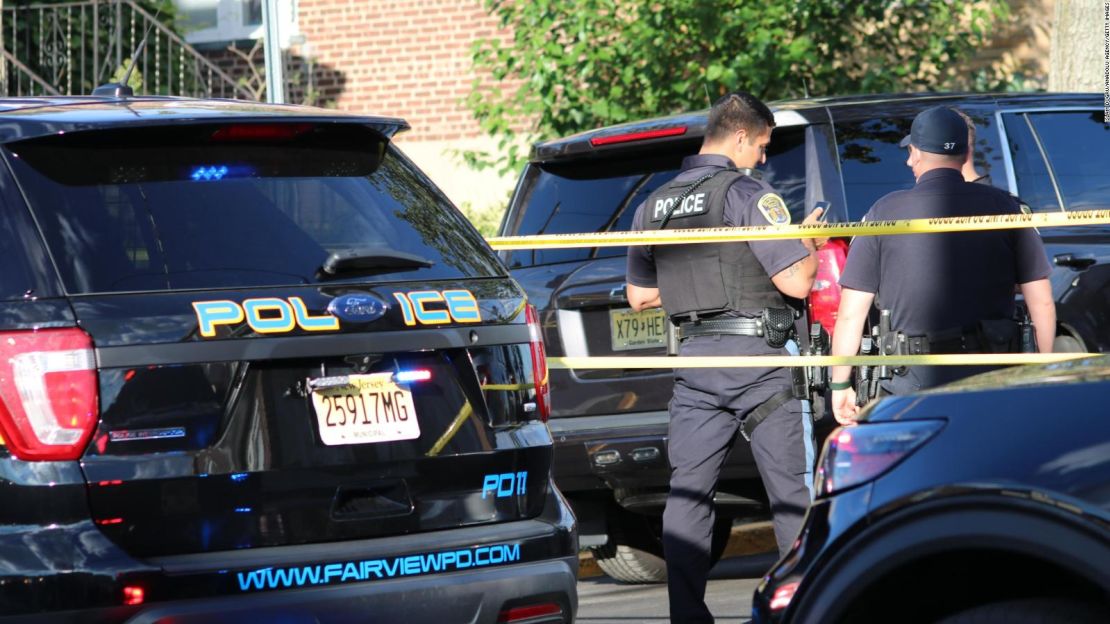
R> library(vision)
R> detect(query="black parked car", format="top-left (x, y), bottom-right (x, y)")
top-left (751, 355), bottom-right (1110, 623)
top-left (497, 92), bottom-right (1108, 582)
top-left (0, 96), bottom-right (576, 622)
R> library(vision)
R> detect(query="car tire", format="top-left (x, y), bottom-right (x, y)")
top-left (1053, 334), bottom-right (1086, 353)
top-left (590, 512), bottom-right (732, 584)
top-left (937, 598), bottom-right (1106, 624)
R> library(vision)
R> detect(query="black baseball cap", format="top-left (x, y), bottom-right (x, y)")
top-left (898, 106), bottom-right (968, 155)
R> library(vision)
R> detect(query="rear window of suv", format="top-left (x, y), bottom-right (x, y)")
top-left (504, 125), bottom-right (809, 268)
top-left (4, 123), bottom-right (503, 294)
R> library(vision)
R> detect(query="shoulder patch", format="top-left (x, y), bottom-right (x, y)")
top-left (756, 193), bottom-right (791, 225)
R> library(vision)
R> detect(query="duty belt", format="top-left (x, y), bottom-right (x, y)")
top-left (900, 332), bottom-right (984, 355)
top-left (678, 317), bottom-right (764, 340)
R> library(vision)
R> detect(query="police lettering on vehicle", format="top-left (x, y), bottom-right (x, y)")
top-left (192, 289), bottom-right (482, 337)
top-left (651, 192), bottom-right (708, 222)
top-left (193, 297), bottom-right (339, 338)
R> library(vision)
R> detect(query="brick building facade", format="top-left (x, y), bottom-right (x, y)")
top-left (183, 0), bottom-right (1057, 214)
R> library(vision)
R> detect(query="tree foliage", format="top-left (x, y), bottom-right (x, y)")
top-left (466, 0), bottom-right (1010, 174)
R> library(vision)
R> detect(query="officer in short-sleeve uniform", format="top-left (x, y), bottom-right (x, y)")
top-left (828, 106), bottom-right (1055, 423)
top-left (626, 92), bottom-right (823, 624)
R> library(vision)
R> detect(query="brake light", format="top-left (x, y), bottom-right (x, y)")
top-left (589, 126), bottom-right (687, 146)
top-left (814, 421), bottom-right (944, 497)
top-left (770, 581), bottom-right (800, 611)
top-left (524, 304), bottom-right (550, 422)
top-left (122, 585), bottom-right (145, 606)
top-left (0, 328), bottom-right (99, 461)
top-left (210, 123), bottom-right (313, 141)
top-left (808, 238), bottom-right (848, 339)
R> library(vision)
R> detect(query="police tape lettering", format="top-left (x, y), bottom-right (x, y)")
top-left (486, 209), bottom-right (1110, 250)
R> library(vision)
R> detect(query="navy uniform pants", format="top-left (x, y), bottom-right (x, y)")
top-left (663, 335), bottom-right (812, 624)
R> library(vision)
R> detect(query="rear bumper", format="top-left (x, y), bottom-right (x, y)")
top-left (2, 481), bottom-right (577, 622)
top-left (121, 558), bottom-right (577, 624)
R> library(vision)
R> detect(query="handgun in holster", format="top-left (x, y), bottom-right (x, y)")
top-left (798, 321), bottom-right (829, 403)
top-left (856, 310), bottom-right (902, 407)
top-left (1019, 309), bottom-right (1038, 353)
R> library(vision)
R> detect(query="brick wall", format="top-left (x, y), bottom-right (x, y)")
top-left (293, 0), bottom-right (517, 143)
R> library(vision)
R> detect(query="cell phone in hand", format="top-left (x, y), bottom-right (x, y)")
top-left (809, 200), bottom-right (831, 222)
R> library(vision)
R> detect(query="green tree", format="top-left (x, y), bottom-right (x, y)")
top-left (466, 0), bottom-right (1009, 174)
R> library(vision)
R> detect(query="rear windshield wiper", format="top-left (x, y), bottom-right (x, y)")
top-left (317, 246), bottom-right (434, 279)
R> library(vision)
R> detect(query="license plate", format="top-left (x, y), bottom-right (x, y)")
top-left (310, 373), bottom-right (420, 446)
top-left (609, 307), bottom-right (668, 351)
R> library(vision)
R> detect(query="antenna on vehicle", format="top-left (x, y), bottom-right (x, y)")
top-left (802, 78), bottom-right (810, 99)
top-left (92, 10), bottom-right (161, 98)
top-left (704, 83), bottom-right (712, 107)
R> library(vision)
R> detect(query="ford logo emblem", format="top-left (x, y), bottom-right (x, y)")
top-left (327, 294), bottom-right (389, 323)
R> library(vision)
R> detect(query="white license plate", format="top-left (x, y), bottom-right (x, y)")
top-left (311, 373), bottom-right (420, 446)
top-left (609, 307), bottom-right (668, 351)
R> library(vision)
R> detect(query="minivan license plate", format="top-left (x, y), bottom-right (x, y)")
top-left (609, 307), bottom-right (667, 351)
top-left (311, 373), bottom-right (420, 446)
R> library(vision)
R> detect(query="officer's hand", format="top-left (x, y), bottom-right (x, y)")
top-left (832, 388), bottom-right (859, 425)
top-left (801, 207), bottom-right (829, 250)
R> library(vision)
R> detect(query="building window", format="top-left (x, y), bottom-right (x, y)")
top-left (176, 0), bottom-right (294, 46)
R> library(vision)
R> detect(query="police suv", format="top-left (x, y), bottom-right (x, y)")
top-left (0, 96), bottom-right (576, 622)
top-left (497, 92), bottom-right (1108, 583)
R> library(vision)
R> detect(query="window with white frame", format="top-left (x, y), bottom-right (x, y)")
top-left (176, 0), bottom-right (295, 46)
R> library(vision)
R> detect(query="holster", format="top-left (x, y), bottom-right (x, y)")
top-left (762, 307), bottom-right (795, 349)
top-left (977, 319), bottom-right (1021, 353)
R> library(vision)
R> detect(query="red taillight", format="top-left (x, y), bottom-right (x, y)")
top-left (770, 581), bottom-right (800, 611)
top-left (524, 304), bottom-right (550, 422)
top-left (808, 238), bottom-right (848, 339)
top-left (0, 328), bottom-right (99, 461)
top-left (210, 123), bottom-right (313, 142)
top-left (589, 126), bottom-right (687, 146)
top-left (497, 602), bottom-right (563, 622)
top-left (122, 585), bottom-right (145, 606)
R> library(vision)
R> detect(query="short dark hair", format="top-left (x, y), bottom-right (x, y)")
top-left (705, 91), bottom-right (775, 143)
top-left (954, 108), bottom-right (976, 146)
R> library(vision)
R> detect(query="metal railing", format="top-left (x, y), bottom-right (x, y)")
top-left (3, 0), bottom-right (255, 99)
top-left (2, 47), bottom-right (61, 96)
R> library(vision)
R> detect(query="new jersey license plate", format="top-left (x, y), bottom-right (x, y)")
top-left (609, 307), bottom-right (667, 351)
top-left (311, 373), bottom-right (420, 446)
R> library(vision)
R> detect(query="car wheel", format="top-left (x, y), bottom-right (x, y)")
top-left (1053, 334), bottom-right (1086, 353)
top-left (937, 598), bottom-right (1106, 624)
top-left (590, 511), bottom-right (732, 584)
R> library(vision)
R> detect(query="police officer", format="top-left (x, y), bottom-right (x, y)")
top-left (829, 106), bottom-right (1057, 424)
top-left (953, 109), bottom-right (992, 184)
top-left (625, 92), bottom-right (824, 623)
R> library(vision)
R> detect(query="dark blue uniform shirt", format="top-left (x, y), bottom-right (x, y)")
top-left (626, 154), bottom-right (809, 314)
top-left (839, 167), bottom-right (1051, 335)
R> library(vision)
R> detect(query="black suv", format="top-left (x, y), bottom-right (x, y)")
top-left (0, 97), bottom-right (576, 622)
top-left (497, 92), bottom-right (1108, 582)
top-left (752, 355), bottom-right (1110, 623)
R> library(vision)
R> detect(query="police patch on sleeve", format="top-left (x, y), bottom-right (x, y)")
top-left (756, 193), bottom-right (791, 225)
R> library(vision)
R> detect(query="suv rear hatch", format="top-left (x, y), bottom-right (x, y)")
top-left (500, 121), bottom-right (834, 419)
top-left (2, 121), bottom-right (550, 557)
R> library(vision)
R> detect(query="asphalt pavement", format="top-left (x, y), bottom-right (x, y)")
top-left (575, 520), bottom-right (781, 624)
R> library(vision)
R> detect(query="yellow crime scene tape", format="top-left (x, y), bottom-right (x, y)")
top-left (487, 209), bottom-right (1110, 250)
top-left (489, 209), bottom-right (1110, 370)
top-left (548, 353), bottom-right (1099, 370)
